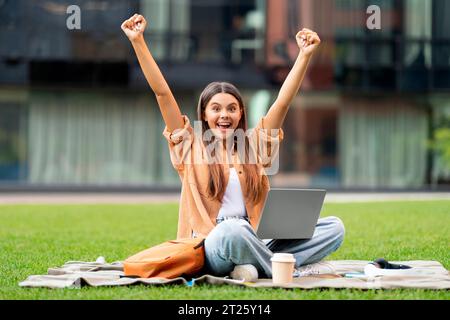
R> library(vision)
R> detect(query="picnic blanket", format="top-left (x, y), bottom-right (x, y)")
top-left (19, 259), bottom-right (450, 290)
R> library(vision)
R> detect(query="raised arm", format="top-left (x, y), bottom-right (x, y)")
top-left (263, 28), bottom-right (321, 130)
top-left (121, 14), bottom-right (184, 132)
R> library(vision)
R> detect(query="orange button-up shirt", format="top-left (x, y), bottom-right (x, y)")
top-left (163, 116), bottom-right (284, 239)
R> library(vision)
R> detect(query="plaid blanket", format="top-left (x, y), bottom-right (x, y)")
top-left (19, 259), bottom-right (450, 290)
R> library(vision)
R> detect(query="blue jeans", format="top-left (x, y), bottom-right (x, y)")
top-left (204, 216), bottom-right (345, 278)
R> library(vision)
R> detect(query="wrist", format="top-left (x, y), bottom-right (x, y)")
top-left (298, 50), bottom-right (313, 60)
top-left (130, 34), bottom-right (145, 45)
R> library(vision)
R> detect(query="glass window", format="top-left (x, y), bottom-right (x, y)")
top-left (0, 99), bottom-right (28, 182)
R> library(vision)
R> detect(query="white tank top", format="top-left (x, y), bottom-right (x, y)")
top-left (217, 168), bottom-right (247, 219)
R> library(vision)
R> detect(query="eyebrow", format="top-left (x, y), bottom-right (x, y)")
top-left (210, 102), bottom-right (238, 106)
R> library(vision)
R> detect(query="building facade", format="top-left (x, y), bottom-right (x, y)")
top-left (0, 0), bottom-right (449, 190)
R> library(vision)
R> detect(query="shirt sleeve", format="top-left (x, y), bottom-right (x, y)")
top-left (248, 116), bottom-right (284, 169)
top-left (162, 115), bottom-right (194, 173)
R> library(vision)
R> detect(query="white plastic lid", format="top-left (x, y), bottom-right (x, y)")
top-left (270, 253), bottom-right (296, 263)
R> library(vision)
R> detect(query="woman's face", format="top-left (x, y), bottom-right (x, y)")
top-left (203, 93), bottom-right (242, 138)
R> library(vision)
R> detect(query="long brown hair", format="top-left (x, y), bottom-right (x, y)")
top-left (197, 82), bottom-right (263, 204)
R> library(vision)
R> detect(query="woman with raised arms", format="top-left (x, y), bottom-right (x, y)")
top-left (121, 14), bottom-right (344, 279)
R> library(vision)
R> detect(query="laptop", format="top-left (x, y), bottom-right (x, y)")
top-left (256, 188), bottom-right (326, 240)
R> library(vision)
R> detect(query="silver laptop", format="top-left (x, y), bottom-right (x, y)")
top-left (256, 188), bottom-right (326, 240)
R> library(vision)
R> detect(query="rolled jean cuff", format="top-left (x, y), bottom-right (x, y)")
top-left (216, 216), bottom-right (249, 224)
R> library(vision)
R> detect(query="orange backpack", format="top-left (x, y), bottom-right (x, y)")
top-left (123, 237), bottom-right (206, 279)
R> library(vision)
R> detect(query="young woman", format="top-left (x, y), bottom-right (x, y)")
top-left (121, 14), bottom-right (345, 279)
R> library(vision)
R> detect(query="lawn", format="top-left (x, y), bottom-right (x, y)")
top-left (0, 201), bottom-right (449, 300)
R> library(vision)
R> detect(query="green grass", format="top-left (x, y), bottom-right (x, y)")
top-left (0, 201), bottom-right (449, 300)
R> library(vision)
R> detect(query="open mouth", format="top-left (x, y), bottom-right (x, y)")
top-left (216, 122), bottom-right (232, 130)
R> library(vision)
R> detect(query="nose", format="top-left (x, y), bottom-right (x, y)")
top-left (219, 109), bottom-right (229, 119)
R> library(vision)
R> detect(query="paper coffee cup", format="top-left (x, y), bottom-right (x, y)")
top-left (271, 253), bottom-right (296, 284)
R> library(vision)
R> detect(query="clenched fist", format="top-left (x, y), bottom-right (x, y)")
top-left (121, 14), bottom-right (147, 42)
top-left (296, 28), bottom-right (321, 57)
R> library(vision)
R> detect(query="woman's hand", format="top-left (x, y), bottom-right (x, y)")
top-left (264, 28), bottom-right (320, 130)
top-left (296, 28), bottom-right (321, 57)
top-left (121, 14), bottom-right (147, 42)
